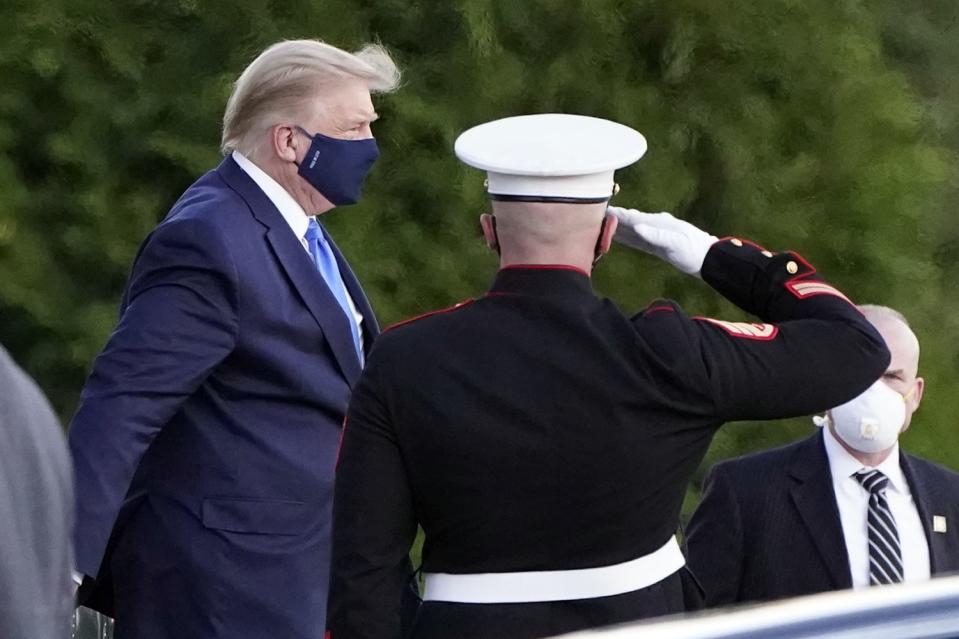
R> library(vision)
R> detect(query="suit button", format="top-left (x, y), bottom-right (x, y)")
top-left (786, 260), bottom-right (798, 274)
top-left (730, 238), bottom-right (743, 247)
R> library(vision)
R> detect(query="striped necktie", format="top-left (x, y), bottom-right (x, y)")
top-left (304, 219), bottom-right (363, 363)
top-left (854, 470), bottom-right (903, 585)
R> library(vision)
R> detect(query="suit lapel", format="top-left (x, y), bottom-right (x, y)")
top-left (788, 431), bottom-right (853, 589)
top-left (216, 156), bottom-right (363, 385)
top-left (900, 453), bottom-right (941, 573)
top-left (321, 223), bottom-right (380, 350)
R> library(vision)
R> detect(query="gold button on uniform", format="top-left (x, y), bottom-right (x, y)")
top-left (786, 261), bottom-right (798, 274)
top-left (762, 250), bottom-right (773, 258)
top-left (730, 238), bottom-right (743, 247)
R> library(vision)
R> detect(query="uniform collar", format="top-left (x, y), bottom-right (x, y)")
top-left (822, 424), bottom-right (909, 495)
top-left (489, 265), bottom-right (594, 298)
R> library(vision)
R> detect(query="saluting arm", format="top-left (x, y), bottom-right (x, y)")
top-left (328, 355), bottom-right (417, 639)
top-left (610, 207), bottom-right (890, 422)
top-left (68, 217), bottom-right (239, 579)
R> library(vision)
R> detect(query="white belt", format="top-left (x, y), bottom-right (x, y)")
top-left (422, 535), bottom-right (685, 604)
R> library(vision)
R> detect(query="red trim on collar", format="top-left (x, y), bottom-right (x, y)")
top-left (643, 305), bottom-right (677, 315)
top-left (383, 299), bottom-right (475, 333)
top-left (499, 264), bottom-right (590, 276)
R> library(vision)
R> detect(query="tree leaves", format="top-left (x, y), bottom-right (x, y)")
top-left (0, 1), bottom-right (955, 481)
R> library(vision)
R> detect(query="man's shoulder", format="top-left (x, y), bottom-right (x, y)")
top-left (366, 299), bottom-right (478, 365)
top-left (904, 451), bottom-right (959, 487)
top-left (135, 170), bottom-right (255, 258)
top-left (163, 168), bottom-right (248, 229)
top-left (382, 299), bottom-right (477, 335)
top-left (711, 433), bottom-right (816, 479)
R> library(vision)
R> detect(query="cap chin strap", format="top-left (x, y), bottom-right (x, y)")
top-left (592, 216), bottom-right (609, 267)
top-left (490, 215), bottom-right (501, 257)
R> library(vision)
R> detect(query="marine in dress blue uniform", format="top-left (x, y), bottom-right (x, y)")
top-left (327, 114), bottom-right (891, 639)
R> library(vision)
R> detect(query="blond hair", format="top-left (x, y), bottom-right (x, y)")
top-left (221, 39), bottom-right (400, 156)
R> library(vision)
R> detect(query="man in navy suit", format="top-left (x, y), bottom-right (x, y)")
top-left (687, 304), bottom-right (959, 606)
top-left (68, 39), bottom-right (400, 638)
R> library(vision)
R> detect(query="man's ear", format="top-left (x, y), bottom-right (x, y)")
top-left (479, 213), bottom-right (499, 252)
top-left (911, 377), bottom-right (925, 412)
top-left (598, 212), bottom-right (619, 256)
top-left (273, 124), bottom-right (299, 163)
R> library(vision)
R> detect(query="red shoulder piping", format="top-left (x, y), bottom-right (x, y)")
top-left (383, 299), bottom-right (475, 333)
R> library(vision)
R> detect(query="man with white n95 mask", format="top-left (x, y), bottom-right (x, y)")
top-left (328, 113), bottom-right (892, 639)
top-left (687, 304), bottom-right (959, 607)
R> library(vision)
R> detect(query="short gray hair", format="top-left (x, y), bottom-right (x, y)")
top-left (858, 304), bottom-right (911, 328)
top-left (221, 39), bottom-right (400, 156)
top-left (859, 303), bottom-right (920, 363)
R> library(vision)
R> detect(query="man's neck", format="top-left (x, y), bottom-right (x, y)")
top-left (498, 249), bottom-right (595, 275)
top-left (244, 150), bottom-right (333, 216)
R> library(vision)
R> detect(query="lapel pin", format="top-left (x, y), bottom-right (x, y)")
top-left (934, 515), bottom-right (947, 534)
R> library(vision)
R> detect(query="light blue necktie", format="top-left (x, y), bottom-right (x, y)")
top-left (305, 218), bottom-right (363, 363)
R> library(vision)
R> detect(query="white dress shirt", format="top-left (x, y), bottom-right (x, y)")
top-left (232, 151), bottom-right (365, 355)
top-left (822, 425), bottom-right (930, 588)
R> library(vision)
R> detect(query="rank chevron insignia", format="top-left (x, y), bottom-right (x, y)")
top-left (786, 280), bottom-right (852, 303)
top-left (696, 318), bottom-right (779, 340)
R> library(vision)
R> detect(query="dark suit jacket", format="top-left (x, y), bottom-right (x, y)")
top-left (686, 430), bottom-right (959, 607)
top-left (68, 156), bottom-right (378, 639)
top-left (0, 345), bottom-right (73, 639)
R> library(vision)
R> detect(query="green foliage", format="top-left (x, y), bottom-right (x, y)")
top-left (1, 1), bottom-right (957, 510)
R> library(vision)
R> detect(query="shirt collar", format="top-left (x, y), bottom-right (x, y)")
top-left (489, 265), bottom-right (594, 299)
top-left (822, 424), bottom-right (908, 494)
top-left (232, 151), bottom-right (311, 240)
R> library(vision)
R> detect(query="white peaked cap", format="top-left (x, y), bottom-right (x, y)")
top-left (454, 113), bottom-right (647, 202)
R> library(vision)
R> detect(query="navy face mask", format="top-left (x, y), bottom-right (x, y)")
top-left (294, 126), bottom-right (380, 206)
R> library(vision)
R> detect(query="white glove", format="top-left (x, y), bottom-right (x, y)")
top-left (608, 206), bottom-right (718, 277)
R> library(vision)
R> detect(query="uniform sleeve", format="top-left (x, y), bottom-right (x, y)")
top-left (68, 217), bottom-right (239, 577)
top-left (328, 350), bottom-right (417, 639)
top-left (688, 237), bottom-right (889, 421)
top-left (685, 464), bottom-right (744, 607)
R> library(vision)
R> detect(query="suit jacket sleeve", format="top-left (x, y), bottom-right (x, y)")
top-left (68, 216), bottom-right (239, 577)
top-left (328, 344), bottom-right (417, 639)
top-left (685, 464), bottom-right (744, 607)
top-left (688, 238), bottom-right (890, 421)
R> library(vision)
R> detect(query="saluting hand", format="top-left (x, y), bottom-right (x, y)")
top-left (607, 206), bottom-right (718, 277)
